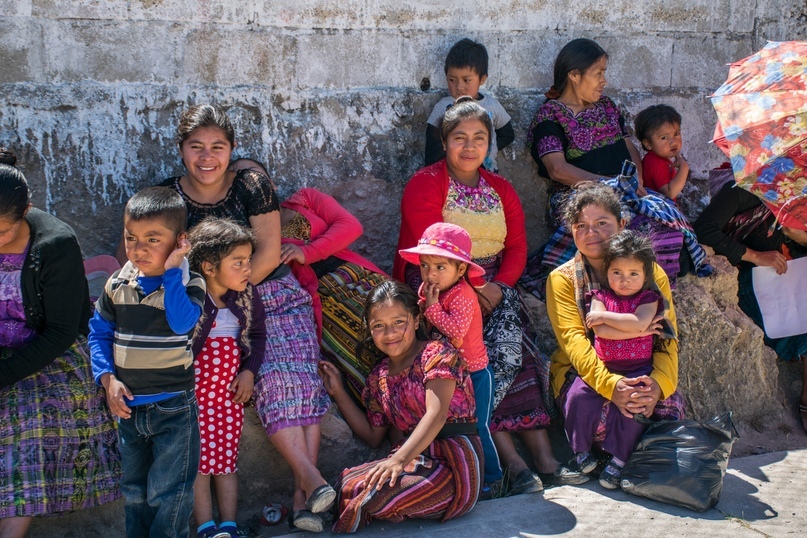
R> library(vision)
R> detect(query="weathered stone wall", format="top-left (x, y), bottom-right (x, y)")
top-left (2, 1), bottom-right (806, 268)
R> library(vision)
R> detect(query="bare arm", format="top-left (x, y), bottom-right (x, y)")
top-left (318, 361), bottom-right (388, 448)
top-left (625, 139), bottom-right (647, 196)
top-left (248, 211), bottom-right (282, 284)
top-left (540, 152), bottom-right (602, 186)
top-left (658, 154), bottom-right (689, 200)
top-left (587, 302), bottom-right (658, 333)
top-left (365, 378), bottom-right (454, 490)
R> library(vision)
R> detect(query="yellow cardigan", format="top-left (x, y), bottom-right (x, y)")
top-left (546, 262), bottom-right (678, 401)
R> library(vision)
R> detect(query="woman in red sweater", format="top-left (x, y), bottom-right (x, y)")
top-left (395, 97), bottom-right (582, 495)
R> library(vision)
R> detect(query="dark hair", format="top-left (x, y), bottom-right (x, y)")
top-left (562, 182), bottom-right (622, 228)
top-left (445, 38), bottom-right (488, 77)
top-left (228, 158), bottom-right (269, 177)
top-left (547, 38), bottom-right (608, 99)
top-left (439, 96), bottom-right (494, 143)
top-left (0, 147), bottom-right (17, 167)
top-left (187, 217), bottom-right (255, 274)
top-left (601, 230), bottom-right (656, 291)
top-left (0, 162), bottom-right (30, 223)
top-left (634, 104), bottom-right (683, 150)
top-left (124, 186), bottom-right (188, 235)
top-left (363, 280), bottom-right (420, 327)
top-left (176, 104), bottom-right (235, 148)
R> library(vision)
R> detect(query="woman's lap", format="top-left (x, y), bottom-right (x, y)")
top-left (487, 287), bottom-right (553, 432)
top-left (254, 273), bottom-right (330, 438)
top-left (0, 337), bottom-right (122, 518)
top-left (557, 370), bottom-right (685, 451)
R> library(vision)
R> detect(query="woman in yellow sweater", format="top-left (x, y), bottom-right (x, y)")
top-left (545, 183), bottom-right (685, 484)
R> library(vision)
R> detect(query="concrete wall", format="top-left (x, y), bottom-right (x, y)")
top-left (1, 1), bottom-right (806, 268)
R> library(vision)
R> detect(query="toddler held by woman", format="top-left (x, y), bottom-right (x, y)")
top-left (567, 230), bottom-right (673, 489)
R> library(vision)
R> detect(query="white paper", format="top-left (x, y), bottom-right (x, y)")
top-left (752, 256), bottom-right (807, 339)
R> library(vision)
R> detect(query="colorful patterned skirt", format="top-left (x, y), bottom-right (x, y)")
top-left (557, 368), bottom-right (686, 453)
top-left (0, 337), bottom-right (122, 518)
top-left (319, 263), bottom-right (388, 403)
top-left (253, 273), bottom-right (330, 438)
top-left (332, 434), bottom-right (482, 533)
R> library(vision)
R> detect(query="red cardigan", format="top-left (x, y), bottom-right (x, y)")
top-left (393, 160), bottom-right (527, 288)
top-left (282, 188), bottom-right (387, 337)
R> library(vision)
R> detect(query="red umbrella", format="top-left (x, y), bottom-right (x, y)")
top-left (711, 41), bottom-right (807, 231)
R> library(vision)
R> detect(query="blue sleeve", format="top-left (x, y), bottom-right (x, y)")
top-left (88, 310), bottom-right (116, 385)
top-left (163, 268), bottom-right (203, 334)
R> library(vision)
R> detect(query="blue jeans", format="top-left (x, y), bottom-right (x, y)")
top-left (471, 366), bottom-right (502, 483)
top-left (117, 391), bottom-right (200, 538)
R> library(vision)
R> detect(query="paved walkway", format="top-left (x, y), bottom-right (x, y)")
top-left (278, 449), bottom-right (806, 537)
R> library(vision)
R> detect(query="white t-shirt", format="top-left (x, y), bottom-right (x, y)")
top-left (426, 92), bottom-right (512, 171)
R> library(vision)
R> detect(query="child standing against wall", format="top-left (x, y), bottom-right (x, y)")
top-left (424, 38), bottom-right (514, 172)
top-left (188, 218), bottom-right (268, 538)
top-left (635, 104), bottom-right (689, 202)
top-left (90, 187), bottom-right (206, 538)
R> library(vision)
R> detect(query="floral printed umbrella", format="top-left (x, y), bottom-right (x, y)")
top-left (711, 41), bottom-right (807, 231)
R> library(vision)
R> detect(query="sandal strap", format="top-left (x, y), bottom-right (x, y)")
top-left (798, 403), bottom-right (807, 413)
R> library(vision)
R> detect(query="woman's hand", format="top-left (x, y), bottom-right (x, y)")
top-left (478, 282), bottom-right (504, 316)
top-left (318, 360), bottom-right (346, 398)
top-left (743, 248), bottom-right (787, 274)
top-left (611, 376), bottom-right (662, 418)
top-left (366, 454), bottom-right (407, 490)
top-left (280, 243), bottom-right (306, 265)
top-left (229, 370), bottom-right (254, 403)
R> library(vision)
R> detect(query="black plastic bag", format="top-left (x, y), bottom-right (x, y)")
top-left (620, 411), bottom-right (739, 512)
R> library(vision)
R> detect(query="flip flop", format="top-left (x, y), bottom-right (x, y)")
top-left (291, 509), bottom-right (324, 533)
top-left (305, 484), bottom-right (336, 514)
top-left (260, 502), bottom-right (289, 526)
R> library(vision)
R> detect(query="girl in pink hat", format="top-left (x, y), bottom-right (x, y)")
top-left (400, 222), bottom-right (502, 493)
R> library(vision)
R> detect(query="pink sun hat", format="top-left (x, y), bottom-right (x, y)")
top-left (399, 222), bottom-right (486, 278)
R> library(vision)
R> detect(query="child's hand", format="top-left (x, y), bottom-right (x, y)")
top-left (230, 370), bottom-right (255, 404)
top-left (585, 311), bottom-right (605, 327)
top-left (637, 314), bottom-right (665, 337)
top-left (422, 282), bottom-right (440, 307)
top-left (101, 373), bottom-right (133, 419)
top-left (164, 237), bottom-right (191, 271)
top-left (280, 243), bottom-right (306, 265)
top-left (318, 360), bottom-right (346, 398)
top-left (673, 152), bottom-right (688, 170)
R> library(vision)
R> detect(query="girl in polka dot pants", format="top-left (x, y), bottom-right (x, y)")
top-left (188, 219), bottom-right (268, 538)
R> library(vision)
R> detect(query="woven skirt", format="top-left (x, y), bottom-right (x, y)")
top-left (333, 434), bottom-right (481, 533)
top-left (0, 337), bottom-right (122, 518)
top-left (253, 273), bottom-right (330, 438)
top-left (319, 263), bottom-right (388, 404)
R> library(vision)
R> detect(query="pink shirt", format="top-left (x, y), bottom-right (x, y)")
top-left (592, 288), bottom-right (661, 365)
top-left (422, 279), bottom-right (488, 372)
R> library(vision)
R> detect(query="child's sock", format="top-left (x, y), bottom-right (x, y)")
top-left (609, 456), bottom-right (626, 470)
top-left (575, 451), bottom-right (592, 466)
top-left (197, 521), bottom-right (217, 535)
top-left (219, 521), bottom-right (237, 533)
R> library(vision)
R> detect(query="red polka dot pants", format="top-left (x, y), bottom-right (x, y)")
top-left (195, 336), bottom-right (244, 475)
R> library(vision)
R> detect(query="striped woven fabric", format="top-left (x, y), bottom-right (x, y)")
top-left (332, 434), bottom-right (482, 533)
top-left (318, 263), bottom-right (388, 404)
